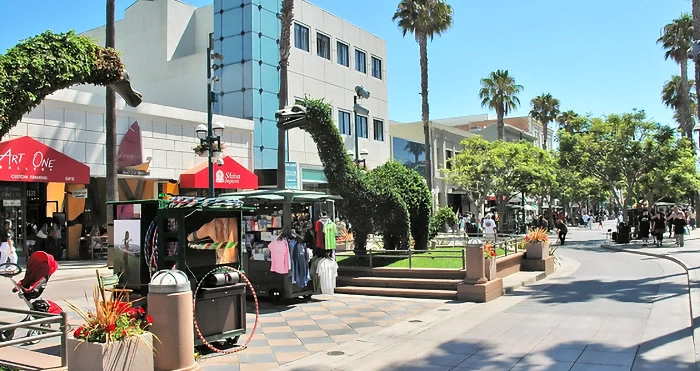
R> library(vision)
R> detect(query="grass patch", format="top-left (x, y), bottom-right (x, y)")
top-left (336, 247), bottom-right (506, 269)
top-left (0, 366), bottom-right (20, 371)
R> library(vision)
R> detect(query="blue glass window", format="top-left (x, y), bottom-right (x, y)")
top-left (294, 23), bottom-right (309, 51)
top-left (373, 119), bottom-right (384, 141)
top-left (356, 115), bottom-right (368, 138)
top-left (338, 110), bottom-right (351, 135)
top-left (355, 50), bottom-right (366, 73)
top-left (317, 33), bottom-right (330, 59)
top-left (337, 42), bottom-right (349, 67)
top-left (371, 56), bottom-right (382, 79)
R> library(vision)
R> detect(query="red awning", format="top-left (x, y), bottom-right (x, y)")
top-left (0, 136), bottom-right (90, 184)
top-left (180, 156), bottom-right (258, 190)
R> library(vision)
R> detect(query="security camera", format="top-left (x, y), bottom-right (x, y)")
top-left (355, 85), bottom-right (370, 99)
top-left (216, 156), bottom-right (224, 166)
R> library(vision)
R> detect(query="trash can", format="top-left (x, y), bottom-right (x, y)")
top-left (616, 224), bottom-right (631, 244)
top-left (148, 270), bottom-right (198, 371)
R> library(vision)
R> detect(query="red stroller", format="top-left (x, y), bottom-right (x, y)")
top-left (0, 251), bottom-right (64, 344)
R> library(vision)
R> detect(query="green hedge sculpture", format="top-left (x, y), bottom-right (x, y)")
top-left (0, 30), bottom-right (141, 138)
top-left (279, 98), bottom-right (431, 250)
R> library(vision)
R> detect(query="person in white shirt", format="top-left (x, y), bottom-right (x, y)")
top-left (482, 214), bottom-right (497, 242)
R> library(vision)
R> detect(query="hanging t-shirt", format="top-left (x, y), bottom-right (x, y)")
top-left (315, 220), bottom-right (325, 248)
top-left (317, 258), bottom-right (338, 294)
top-left (268, 239), bottom-right (290, 274)
top-left (323, 222), bottom-right (337, 250)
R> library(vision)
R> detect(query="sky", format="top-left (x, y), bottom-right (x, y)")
top-left (0, 0), bottom-right (692, 127)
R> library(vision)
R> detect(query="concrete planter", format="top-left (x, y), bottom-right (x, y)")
top-left (485, 258), bottom-right (497, 281)
top-left (525, 242), bottom-right (549, 260)
top-left (67, 333), bottom-right (154, 371)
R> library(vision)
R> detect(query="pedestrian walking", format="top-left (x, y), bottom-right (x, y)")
top-left (555, 219), bottom-right (568, 245)
top-left (673, 211), bottom-right (687, 247)
top-left (482, 214), bottom-right (497, 242)
top-left (638, 210), bottom-right (651, 246)
top-left (0, 221), bottom-right (18, 273)
top-left (652, 212), bottom-right (666, 247)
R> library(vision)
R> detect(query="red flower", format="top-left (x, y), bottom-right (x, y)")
top-left (138, 307), bottom-right (145, 315)
top-left (121, 329), bottom-right (127, 337)
top-left (73, 326), bottom-right (84, 339)
top-left (105, 323), bottom-right (116, 333)
top-left (490, 251), bottom-right (497, 257)
top-left (128, 308), bottom-right (139, 319)
top-left (146, 315), bottom-right (153, 324)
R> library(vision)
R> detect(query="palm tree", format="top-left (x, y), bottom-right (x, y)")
top-left (557, 110), bottom-right (579, 133)
top-left (277, 0), bottom-right (294, 189)
top-left (662, 75), bottom-right (697, 132)
top-left (393, 0), bottom-right (454, 191)
top-left (479, 70), bottom-right (523, 140)
top-left (658, 14), bottom-right (694, 141)
top-left (529, 93), bottom-right (560, 150)
top-left (404, 141), bottom-right (425, 164)
top-left (105, 0), bottom-right (117, 266)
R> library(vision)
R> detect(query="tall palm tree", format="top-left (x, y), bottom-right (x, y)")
top-left (694, 2), bottom-right (700, 132)
top-left (557, 110), bottom-right (579, 133)
top-left (479, 70), bottom-right (523, 140)
top-left (529, 93), bottom-right (560, 150)
top-left (662, 75), bottom-right (697, 132)
top-left (277, 0), bottom-right (294, 189)
top-left (393, 0), bottom-right (454, 191)
top-left (105, 0), bottom-right (117, 267)
top-left (658, 14), bottom-right (694, 141)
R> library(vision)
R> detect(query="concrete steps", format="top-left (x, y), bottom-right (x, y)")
top-left (334, 286), bottom-right (457, 300)
top-left (337, 276), bottom-right (461, 291)
top-left (338, 266), bottom-right (464, 280)
top-left (0, 346), bottom-right (65, 370)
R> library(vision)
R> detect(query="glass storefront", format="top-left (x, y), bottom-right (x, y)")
top-left (392, 137), bottom-right (426, 176)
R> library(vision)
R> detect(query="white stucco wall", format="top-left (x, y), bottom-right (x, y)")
top-left (287, 0), bottom-right (390, 170)
top-left (6, 89), bottom-right (254, 180)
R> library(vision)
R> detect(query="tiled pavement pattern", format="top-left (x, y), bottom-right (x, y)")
top-left (199, 294), bottom-right (445, 371)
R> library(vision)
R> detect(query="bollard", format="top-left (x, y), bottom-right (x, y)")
top-left (148, 270), bottom-right (199, 371)
top-left (464, 238), bottom-right (487, 284)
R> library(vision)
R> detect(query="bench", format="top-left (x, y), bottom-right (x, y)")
top-left (0, 346), bottom-right (65, 370)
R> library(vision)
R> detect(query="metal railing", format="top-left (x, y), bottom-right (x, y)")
top-left (0, 307), bottom-right (68, 368)
top-left (337, 235), bottom-right (525, 270)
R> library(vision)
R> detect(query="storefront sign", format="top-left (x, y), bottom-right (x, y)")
top-left (0, 136), bottom-right (90, 184)
top-left (285, 162), bottom-right (299, 190)
top-left (2, 199), bottom-right (21, 207)
top-left (72, 189), bottom-right (88, 199)
top-left (179, 156), bottom-right (258, 190)
top-left (215, 169), bottom-right (242, 186)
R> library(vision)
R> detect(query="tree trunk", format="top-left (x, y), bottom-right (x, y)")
top-left (497, 110), bottom-right (504, 141)
top-left (277, 0), bottom-right (294, 190)
top-left (419, 34), bottom-right (432, 192)
top-left (680, 59), bottom-right (695, 145)
top-left (693, 0), bottom-right (700, 209)
top-left (542, 120), bottom-right (548, 151)
top-left (105, 0), bottom-right (117, 266)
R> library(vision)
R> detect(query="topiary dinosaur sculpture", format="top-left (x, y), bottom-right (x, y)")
top-left (0, 30), bottom-right (142, 138)
top-left (277, 98), bottom-right (431, 250)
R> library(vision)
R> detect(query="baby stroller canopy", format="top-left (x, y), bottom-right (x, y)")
top-left (20, 251), bottom-right (58, 293)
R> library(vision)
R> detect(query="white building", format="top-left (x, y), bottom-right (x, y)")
top-left (79, 0), bottom-right (390, 188)
top-left (435, 115), bottom-right (555, 150)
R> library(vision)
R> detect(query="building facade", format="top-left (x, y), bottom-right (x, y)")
top-left (389, 121), bottom-right (475, 212)
top-left (81, 0), bottom-right (390, 188)
top-left (435, 115), bottom-right (554, 149)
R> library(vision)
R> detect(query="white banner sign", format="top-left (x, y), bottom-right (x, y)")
top-left (72, 189), bottom-right (88, 199)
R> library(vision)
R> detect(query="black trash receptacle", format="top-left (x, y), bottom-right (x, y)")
top-left (617, 225), bottom-right (631, 244)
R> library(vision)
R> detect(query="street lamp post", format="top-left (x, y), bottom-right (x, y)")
top-left (353, 86), bottom-right (370, 168)
top-left (347, 149), bottom-right (369, 169)
top-left (195, 34), bottom-right (224, 197)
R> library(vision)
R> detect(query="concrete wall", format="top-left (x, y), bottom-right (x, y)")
top-left (7, 89), bottom-right (254, 180)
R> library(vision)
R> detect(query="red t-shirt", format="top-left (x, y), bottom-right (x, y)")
top-left (315, 220), bottom-right (325, 248)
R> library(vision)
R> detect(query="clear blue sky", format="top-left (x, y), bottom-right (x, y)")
top-left (0, 0), bottom-right (691, 127)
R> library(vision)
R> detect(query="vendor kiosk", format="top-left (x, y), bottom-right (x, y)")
top-left (109, 197), bottom-right (251, 345)
top-left (220, 190), bottom-right (341, 301)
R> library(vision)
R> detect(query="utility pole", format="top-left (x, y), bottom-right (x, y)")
top-left (105, 0), bottom-right (117, 267)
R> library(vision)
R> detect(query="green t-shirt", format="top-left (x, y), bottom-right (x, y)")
top-left (323, 222), bottom-right (336, 250)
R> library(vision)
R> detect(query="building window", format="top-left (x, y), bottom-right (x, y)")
top-left (355, 49), bottom-right (366, 73)
top-left (371, 56), bottom-right (382, 79)
top-left (337, 41), bottom-right (349, 67)
top-left (445, 149), bottom-right (454, 170)
top-left (373, 119), bottom-right (384, 141)
top-left (317, 32), bottom-right (330, 59)
top-left (294, 23), bottom-right (309, 51)
top-left (356, 115), bottom-right (368, 138)
top-left (338, 110), bottom-right (351, 135)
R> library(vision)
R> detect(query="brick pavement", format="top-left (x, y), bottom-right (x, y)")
top-left (198, 294), bottom-right (445, 371)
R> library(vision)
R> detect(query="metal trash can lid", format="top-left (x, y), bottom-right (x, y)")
top-left (149, 270), bottom-right (190, 294)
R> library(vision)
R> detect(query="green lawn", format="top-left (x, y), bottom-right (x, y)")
top-left (336, 247), bottom-right (506, 269)
top-left (0, 366), bottom-right (19, 371)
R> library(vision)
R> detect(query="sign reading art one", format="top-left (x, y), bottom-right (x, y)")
top-left (0, 136), bottom-right (90, 184)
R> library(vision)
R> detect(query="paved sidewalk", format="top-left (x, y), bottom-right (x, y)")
top-left (602, 229), bottom-right (700, 366)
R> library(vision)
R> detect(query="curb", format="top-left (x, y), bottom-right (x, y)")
top-left (502, 272), bottom-right (547, 295)
top-left (601, 243), bottom-right (699, 367)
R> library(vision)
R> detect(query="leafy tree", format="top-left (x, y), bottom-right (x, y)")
top-left (393, 0), bottom-right (454, 191)
top-left (662, 75), bottom-right (697, 135)
top-left (658, 14), bottom-right (694, 142)
top-left (479, 70), bottom-right (523, 140)
top-left (429, 206), bottom-right (458, 238)
top-left (444, 137), bottom-right (495, 215)
top-left (529, 93), bottom-right (560, 151)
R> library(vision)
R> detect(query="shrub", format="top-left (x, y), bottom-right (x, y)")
top-left (429, 206), bottom-right (458, 239)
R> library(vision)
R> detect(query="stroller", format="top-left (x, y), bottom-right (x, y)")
top-left (0, 251), bottom-right (64, 344)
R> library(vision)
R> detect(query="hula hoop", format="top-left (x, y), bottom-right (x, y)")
top-left (192, 266), bottom-right (259, 354)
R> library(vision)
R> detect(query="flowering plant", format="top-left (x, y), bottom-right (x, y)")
top-left (193, 142), bottom-right (226, 156)
top-left (524, 228), bottom-right (549, 243)
top-left (483, 241), bottom-right (497, 259)
top-left (67, 282), bottom-right (152, 344)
